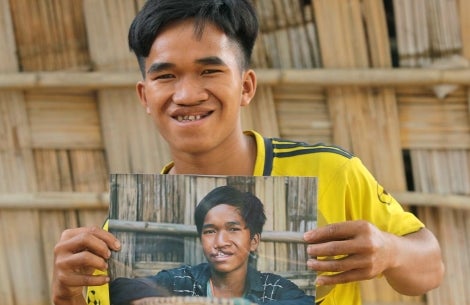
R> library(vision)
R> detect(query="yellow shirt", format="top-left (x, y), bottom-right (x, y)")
top-left (87, 130), bottom-right (423, 305)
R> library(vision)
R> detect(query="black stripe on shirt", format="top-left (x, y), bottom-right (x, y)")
top-left (273, 147), bottom-right (354, 159)
top-left (263, 137), bottom-right (274, 176)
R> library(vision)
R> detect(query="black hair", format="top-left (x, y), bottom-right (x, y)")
top-left (194, 185), bottom-right (266, 239)
top-left (128, 0), bottom-right (259, 77)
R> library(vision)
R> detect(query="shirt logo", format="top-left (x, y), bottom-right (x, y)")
top-left (377, 184), bottom-right (392, 205)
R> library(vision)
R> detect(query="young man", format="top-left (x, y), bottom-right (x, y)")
top-left (109, 186), bottom-right (314, 305)
top-left (52, 1), bottom-right (444, 305)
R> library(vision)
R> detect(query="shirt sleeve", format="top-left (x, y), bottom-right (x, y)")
top-left (86, 219), bottom-right (110, 305)
top-left (344, 157), bottom-right (424, 236)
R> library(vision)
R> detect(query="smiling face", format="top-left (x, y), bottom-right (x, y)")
top-left (201, 204), bottom-right (259, 275)
top-left (136, 19), bottom-right (256, 157)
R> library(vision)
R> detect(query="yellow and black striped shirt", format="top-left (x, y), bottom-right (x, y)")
top-left (87, 130), bottom-right (423, 305)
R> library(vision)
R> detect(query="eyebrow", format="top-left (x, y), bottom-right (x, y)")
top-left (195, 56), bottom-right (227, 66)
top-left (146, 62), bottom-right (175, 75)
top-left (146, 56), bottom-right (227, 75)
top-left (202, 221), bottom-right (242, 230)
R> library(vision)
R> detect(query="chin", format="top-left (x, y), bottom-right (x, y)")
top-left (171, 138), bottom-right (216, 154)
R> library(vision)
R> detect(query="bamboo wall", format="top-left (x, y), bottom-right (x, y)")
top-left (0, 1), bottom-right (469, 305)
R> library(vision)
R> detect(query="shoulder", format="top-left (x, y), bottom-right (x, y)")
top-left (270, 137), bottom-right (354, 160)
top-left (160, 263), bottom-right (210, 281)
top-left (161, 264), bottom-right (198, 276)
top-left (259, 272), bottom-right (296, 287)
top-left (249, 129), bottom-right (352, 158)
top-left (261, 133), bottom-right (358, 176)
top-left (249, 267), bottom-right (297, 289)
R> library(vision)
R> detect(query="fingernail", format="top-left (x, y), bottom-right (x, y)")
top-left (114, 240), bottom-right (121, 249)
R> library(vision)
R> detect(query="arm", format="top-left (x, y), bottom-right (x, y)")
top-left (52, 226), bottom-right (121, 305)
top-left (304, 221), bottom-right (444, 295)
top-left (382, 227), bottom-right (444, 295)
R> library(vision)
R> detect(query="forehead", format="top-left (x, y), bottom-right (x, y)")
top-left (204, 204), bottom-right (244, 223)
top-left (148, 19), bottom-right (241, 64)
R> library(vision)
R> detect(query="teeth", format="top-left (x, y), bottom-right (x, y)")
top-left (177, 115), bottom-right (202, 122)
top-left (217, 251), bottom-right (226, 257)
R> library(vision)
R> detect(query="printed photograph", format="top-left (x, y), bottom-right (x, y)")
top-left (108, 174), bottom-right (317, 304)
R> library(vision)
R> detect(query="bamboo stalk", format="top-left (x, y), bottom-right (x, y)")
top-left (0, 191), bottom-right (468, 210)
top-left (0, 213), bottom-right (14, 305)
top-left (0, 0), bottom-right (18, 73)
top-left (108, 219), bottom-right (305, 243)
top-left (0, 192), bottom-right (109, 209)
top-left (1, 69), bottom-right (470, 90)
top-left (459, 0), bottom-right (470, 59)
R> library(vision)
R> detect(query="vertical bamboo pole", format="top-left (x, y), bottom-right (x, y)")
top-left (84, 0), bottom-right (172, 173)
top-left (0, 0), bottom-right (50, 303)
top-left (459, 0), bottom-right (470, 59)
top-left (412, 150), bottom-right (470, 305)
top-left (313, 0), bottom-right (413, 303)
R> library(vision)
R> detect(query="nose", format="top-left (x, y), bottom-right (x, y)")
top-left (214, 231), bottom-right (230, 249)
top-left (173, 76), bottom-right (209, 105)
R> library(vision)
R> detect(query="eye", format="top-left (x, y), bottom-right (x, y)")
top-left (203, 229), bottom-right (216, 235)
top-left (228, 227), bottom-right (241, 232)
top-left (201, 69), bottom-right (221, 75)
top-left (155, 73), bottom-right (175, 80)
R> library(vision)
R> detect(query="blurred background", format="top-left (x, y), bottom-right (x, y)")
top-left (0, 0), bottom-right (469, 304)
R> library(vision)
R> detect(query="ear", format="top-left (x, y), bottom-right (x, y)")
top-left (240, 69), bottom-right (257, 107)
top-left (250, 233), bottom-right (260, 252)
top-left (136, 81), bottom-right (150, 114)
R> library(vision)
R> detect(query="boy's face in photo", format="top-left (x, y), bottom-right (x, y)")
top-left (200, 204), bottom-right (259, 275)
top-left (137, 19), bottom-right (256, 155)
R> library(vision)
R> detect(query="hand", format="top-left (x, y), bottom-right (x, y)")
top-left (52, 226), bottom-right (121, 305)
top-left (303, 220), bottom-right (394, 286)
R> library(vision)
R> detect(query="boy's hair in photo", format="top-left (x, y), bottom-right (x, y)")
top-left (128, 0), bottom-right (259, 75)
top-left (194, 185), bottom-right (267, 239)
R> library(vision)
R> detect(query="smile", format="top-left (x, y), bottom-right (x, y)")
top-left (173, 110), bottom-right (213, 123)
top-left (176, 114), bottom-right (203, 122)
top-left (216, 251), bottom-right (229, 258)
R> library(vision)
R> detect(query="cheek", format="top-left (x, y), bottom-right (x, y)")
top-left (146, 84), bottom-right (172, 105)
top-left (201, 237), bottom-right (212, 249)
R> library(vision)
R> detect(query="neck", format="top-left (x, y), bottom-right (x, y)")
top-left (169, 132), bottom-right (256, 175)
top-left (210, 269), bottom-right (248, 298)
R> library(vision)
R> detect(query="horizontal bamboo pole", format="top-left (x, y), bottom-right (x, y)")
top-left (0, 68), bottom-right (470, 90)
top-left (0, 191), bottom-right (468, 210)
top-left (108, 219), bottom-right (305, 243)
top-left (0, 192), bottom-right (109, 210)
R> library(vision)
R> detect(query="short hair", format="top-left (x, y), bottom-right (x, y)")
top-left (128, 0), bottom-right (259, 76)
top-left (194, 185), bottom-right (266, 238)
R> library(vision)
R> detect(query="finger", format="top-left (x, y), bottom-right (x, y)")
top-left (306, 240), bottom-right (353, 257)
top-left (306, 236), bottom-right (376, 258)
top-left (56, 250), bottom-right (109, 277)
top-left (306, 254), bottom-right (369, 273)
top-left (304, 221), bottom-right (369, 244)
top-left (315, 268), bottom-right (376, 286)
top-left (56, 271), bottom-right (110, 288)
top-left (61, 227), bottom-right (121, 252)
top-left (56, 230), bottom-right (119, 261)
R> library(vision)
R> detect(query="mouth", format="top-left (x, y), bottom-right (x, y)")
top-left (173, 111), bottom-right (213, 122)
top-left (211, 250), bottom-right (232, 260)
top-left (215, 251), bottom-right (229, 257)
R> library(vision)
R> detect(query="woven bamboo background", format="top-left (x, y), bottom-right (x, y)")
top-left (0, 0), bottom-right (469, 305)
